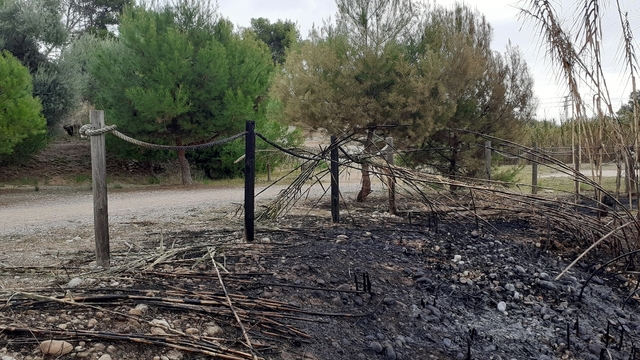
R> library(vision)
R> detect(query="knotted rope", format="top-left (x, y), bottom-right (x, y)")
top-left (79, 124), bottom-right (246, 151)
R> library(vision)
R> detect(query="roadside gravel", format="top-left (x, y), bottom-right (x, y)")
top-left (0, 185), bottom-right (279, 237)
top-left (0, 167), bottom-right (372, 238)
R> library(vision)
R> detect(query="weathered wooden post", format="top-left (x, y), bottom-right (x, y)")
top-left (485, 141), bottom-right (492, 181)
top-left (90, 110), bottom-right (110, 268)
top-left (244, 121), bottom-right (255, 242)
top-left (532, 143), bottom-right (538, 194)
top-left (385, 137), bottom-right (396, 215)
top-left (330, 136), bottom-right (339, 223)
top-left (574, 145), bottom-right (581, 201)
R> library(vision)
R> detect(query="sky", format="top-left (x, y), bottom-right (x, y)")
top-left (217, 0), bottom-right (640, 121)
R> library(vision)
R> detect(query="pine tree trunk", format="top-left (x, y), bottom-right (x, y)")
top-left (176, 139), bottom-right (193, 186)
top-left (356, 131), bottom-right (374, 202)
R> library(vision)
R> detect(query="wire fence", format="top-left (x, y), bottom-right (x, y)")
top-left (494, 146), bottom-right (620, 166)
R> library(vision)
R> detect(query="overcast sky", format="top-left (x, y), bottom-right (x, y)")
top-left (217, 0), bottom-right (640, 121)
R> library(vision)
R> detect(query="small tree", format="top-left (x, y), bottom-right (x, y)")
top-left (0, 51), bottom-right (46, 157)
top-left (90, 0), bottom-right (274, 185)
top-left (409, 5), bottom-right (535, 181)
top-left (0, 0), bottom-right (88, 132)
top-left (271, 0), bottom-right (444, 201)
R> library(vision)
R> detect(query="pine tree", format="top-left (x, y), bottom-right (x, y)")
top-left (90, 0), bottom-right (274, 185)
top-left (0, 51), bottom-right (46, 157)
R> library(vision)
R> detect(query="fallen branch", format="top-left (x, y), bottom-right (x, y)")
top-left (210, 247), bottom-right (259, 360)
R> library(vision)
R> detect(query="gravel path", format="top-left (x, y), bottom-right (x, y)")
top-left (0, 185), bottom-right (279, 237)
top-left (0, 171), bottom-right (378, 237)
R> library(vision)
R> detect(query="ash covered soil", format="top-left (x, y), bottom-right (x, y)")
top-left (1, 195), bottom-right (640, 360)
top-left (1, 139), bottom-right (640, 360)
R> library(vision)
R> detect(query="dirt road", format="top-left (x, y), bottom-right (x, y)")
top-left (0, 185), bottom-right (283, 237)
top-left (0, 171), bottom-right (375, 238)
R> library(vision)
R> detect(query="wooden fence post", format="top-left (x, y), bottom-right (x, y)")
top-left (244, 121), bottom-right (255, 242)
top-left (90, 110), bottom-right (110, 268)
top-left (485, 141), bottom-right (492, 181)
top-left (385, 137), bottom-right (396, 215)
top-left (330, 136), bottom-right (339, 223)
top-left (532, 142), bottom-right (538, 194)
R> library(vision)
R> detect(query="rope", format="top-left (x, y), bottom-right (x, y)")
top-left (79, 124), bottom-right (116, 136)
top-left (79, 124), bottom-right (247, 151)
top-left (255, 132), bottom-right (323, 161)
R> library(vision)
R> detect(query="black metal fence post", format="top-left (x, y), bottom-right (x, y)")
top-left (331, 135), bottom-right (339, 222)
top-left (244, 121), bottom-right (255, 241)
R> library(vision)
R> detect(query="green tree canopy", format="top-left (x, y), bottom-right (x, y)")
top-left (0, 0), bottom-right (67, 71)
top-left (411, 5), bottom-right (536, 179)
top-left (270, 0), bottom-right (445, 200)
top-left (617, 91), bottom-right (640, 119)
top-left (249, 17), bottom-right (299, 65)
top-left (0, 51), bottom-right (46, 157)
top-left (272, 0), bottom-right (433, 135)
top-left (90, 0), bottom-right (275, 185)
top-left (271, 1), bottom-right (536, 190)
top-left (0, 0), bottom-right (87, 133)
top-left (64, 0), bottom-right (132, 39)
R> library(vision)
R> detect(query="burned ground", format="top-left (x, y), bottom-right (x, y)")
top-left (1, 195), bottom-right (640, 360)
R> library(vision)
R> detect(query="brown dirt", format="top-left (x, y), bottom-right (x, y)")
top-left (0, 137), bottom-right (178, 187)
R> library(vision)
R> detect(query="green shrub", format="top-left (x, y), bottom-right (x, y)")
top-left (493, 165), bottom-right (523, 184)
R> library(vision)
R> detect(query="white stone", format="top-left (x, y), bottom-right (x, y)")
top-left (151, 327), bottom-right (169, 336)
top-left (497, 301), bottom-right (507, 312)
top-left (204, 325), bottom-right (224, 337)
top-left (166, 349), bottom-right (183, 360)
top-left (131, 303), bottom-right (149, 315)
top-left (151, 319), bottom-right (170, 328)
top-left (185, 328), bottom-right (199, 335)
top-left (39, 340), bottom-right (73, 356)
top-left (67, 278), bottom-right (83, 288)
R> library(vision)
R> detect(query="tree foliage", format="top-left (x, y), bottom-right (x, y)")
top-left (249, 18), bottom-right (299, 65)
top-left (89, 0), bottom-right (276, 185)
top-left (0, 0), bottom-right (67, 69)
top-left (405, 5), bottom-right (536, 179)
top-left (0, 51), bottom-right (47, 158)
top-left (63, 0), bottom-right (132, 39)
top-left (271, 1), bottom-right (536, 188)
top-left (617, 91), bottom-right (640, 119)
top-left (0, 0), bottom-right (87, 132)
top-left (271, 0), bottom-right (441, 140)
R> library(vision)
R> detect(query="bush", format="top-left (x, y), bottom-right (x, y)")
top-left (0, 50), bottom-right (47, 162)
top-left (493, 165), bottom-right (523, 184)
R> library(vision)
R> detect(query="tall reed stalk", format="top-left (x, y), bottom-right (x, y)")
top-left (520, 0), bottom-right (639, 207)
